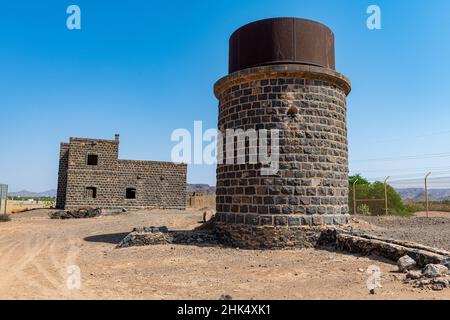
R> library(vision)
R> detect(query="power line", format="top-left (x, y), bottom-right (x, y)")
top-left (358, 176), bottom-right (448, 186)
top-left (350, 165), bottom-right (450, 174)
top-left (352, 152), bottom-right (450, 163)
top-left (352, 129), bottom-right (450, 145)
top-left (351, 170), bottom-right (450, 180)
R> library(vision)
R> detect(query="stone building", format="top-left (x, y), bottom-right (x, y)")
top-left (213, 18), bottom-right (352, 248)
top-left (56, 135), bottom-right (187, 210)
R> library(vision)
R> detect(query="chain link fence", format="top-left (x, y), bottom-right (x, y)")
top-left (350, 181), bottom-right (387, 215)
top-left (350, 174), bottom-right (450, 216)
top-left (394, 175), bottom-right (450, 215)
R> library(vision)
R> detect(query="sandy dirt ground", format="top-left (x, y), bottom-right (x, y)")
top-left (0, 209), bottom-right (448, 300)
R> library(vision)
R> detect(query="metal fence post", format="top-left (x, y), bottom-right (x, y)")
top-left (425, 172), bottom-right (431, 218)
top-left (384, 176), bottom-right (390, 215)
top-left (352, 179), bottom-right (359, 215)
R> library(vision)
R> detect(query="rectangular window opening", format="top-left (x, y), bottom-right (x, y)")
top-left (126, 188), bottom-right (136, 199)
top-left (87, 154), bottom-right (98, 166)
top-left (86, 187), bottom-right (97, 199)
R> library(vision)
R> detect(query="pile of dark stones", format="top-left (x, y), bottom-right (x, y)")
top-left (49, 207), bottom-right (127, 219)
top-left (398, 255), bottom-right (449, 291)
top-left (117, 226), bottom-right (221, 248)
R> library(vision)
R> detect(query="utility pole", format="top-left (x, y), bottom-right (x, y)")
top-left (425, 172), bottom-right (431, 218)
top-left (5, 185), bottom-right (8, 215)
top-left (353, 179), bottom-right (359, 215)
top-left (384, 176), bottom-right (390, 215)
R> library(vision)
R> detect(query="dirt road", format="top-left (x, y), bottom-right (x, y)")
top-left (0, 209), bottom-right (448, 300)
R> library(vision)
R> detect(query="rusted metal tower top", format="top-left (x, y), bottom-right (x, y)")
top-left (229, 17), bottom-right (335, 74)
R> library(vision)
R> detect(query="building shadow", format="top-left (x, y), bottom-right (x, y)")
top-left (83, 229), bottom-right (222, 248)
top-left (84, 232), bottom-right (130, 244)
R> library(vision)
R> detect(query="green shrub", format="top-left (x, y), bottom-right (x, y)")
top-left (357, 204), bottom-right (371, 215)
top-left (349, 174), bottom-right (415, 216)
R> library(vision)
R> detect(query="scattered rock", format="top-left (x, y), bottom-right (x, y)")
top-left (219, 294), bottom-right (233, 301)
top-left (49, 207), bottom-right (101, 219)
top-left (403, 262), bottom-right (450, 290)
top-left (410, 278), bottom-right (432, 288)
top-left (422, 264), bottom-right (448, 278)
top-left (389, 273), bottom-right (404, 281)
top-left (441, 257), bottom-right (450, 269)
top-left (397, 255), bottom-right (416, 272)
top-left (432, 283), bottom-right (445, 291)
top-left (432, 277), bottom-right (449, 288)
top-left (48, 210), bottom-right (69, 219)
top-left (101, 208), bottom-right (128, 216)
top-left (406, 270), bottom-right (422, 280)
top-left (133, 226), bottom-right (169, 233)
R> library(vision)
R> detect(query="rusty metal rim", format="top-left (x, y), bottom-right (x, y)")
top-left (229, 17), bottom-right (335, 40)
top-left (214, 64), bottom-right (351, 98)
top-left (234, 60), bottom-right (326, 71)
top-left (229, 17), bottom-right (336, 73)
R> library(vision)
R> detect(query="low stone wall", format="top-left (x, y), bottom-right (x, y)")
top-left (334, 232), bottom-right (449, 267)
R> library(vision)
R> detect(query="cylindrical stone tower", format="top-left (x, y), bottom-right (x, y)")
top-left (214, 18), bottom-right (351, 249)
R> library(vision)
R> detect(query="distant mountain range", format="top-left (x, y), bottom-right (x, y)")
top-left (187, 184), bottom-right (216, 194)
top-left (396, 188), bottom-right (450, 202)
top-left (11, 186), bottom-right (448, 201)
top-left (10, 189), bottom-right (57, 198)
top-left (11, 185), bottom-right (216, 197)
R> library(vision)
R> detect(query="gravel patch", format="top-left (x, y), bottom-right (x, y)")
top-left (355, 215), bottom-right (450, 251)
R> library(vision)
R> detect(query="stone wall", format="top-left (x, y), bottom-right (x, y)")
top-left (56, 143), bottom-right (69, 209)
top-left (214, 64), bottom-right (351, 232)
top-left (57, 136), bottom-right (187, 210)
top-left (118, 160), bottom-right (187, 209)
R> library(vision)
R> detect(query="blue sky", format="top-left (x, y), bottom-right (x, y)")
top-left (1, 0), bottom-right (450, 191)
